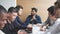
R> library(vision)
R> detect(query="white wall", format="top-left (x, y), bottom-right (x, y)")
top-left (0, 0), bottom-right (16, 10)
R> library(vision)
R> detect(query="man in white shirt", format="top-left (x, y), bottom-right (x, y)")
top-left (50, 6), bottom-right (60, 34)
top-left (45, 5), bottom-right (60, 34)
top-left (0, 5), bottom-right (7, 34)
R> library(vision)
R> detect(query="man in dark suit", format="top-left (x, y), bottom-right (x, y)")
top-left (15, 5), bottom-right (26, 29)
top-left (1, 7), bottom-right (18, 34)
top-left (2, 5), bottom-right (26, 34)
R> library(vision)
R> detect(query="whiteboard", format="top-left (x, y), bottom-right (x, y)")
top-left (0, 0), bottom-right (16, 10)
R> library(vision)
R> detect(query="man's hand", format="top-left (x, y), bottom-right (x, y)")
top-left (31, 15), bottom-right (36, 21)
top-left (40, 26), bottom-right (46, 31)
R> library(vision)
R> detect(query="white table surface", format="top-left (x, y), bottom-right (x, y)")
top-left (32, 25), bottom-right (51, 34)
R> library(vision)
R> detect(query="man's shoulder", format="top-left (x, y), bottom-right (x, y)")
top-left (36, 15), bottom-right (40, 17)
top-left (54, 18), bottom-right (60, 26)
top-left (55, 18), bottom-right (60, 24)
top-left (56, 18), bottom-right (60, 22)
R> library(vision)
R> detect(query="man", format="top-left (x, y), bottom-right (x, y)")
top-left (43, 6), bottom-right (56, 27)
top-left (2, 7), bottom-right (18, 34)
top-left (15, 5), bottom-right (26, 29)
top-left (15, 5), bottom-right (29, 34)
top-left (54, 0), bottom-right (60, 8)
top-left (0, 5), bottom-right (7, 34)
top-left (45, 6), bottom-right (60, 34)
top-left (15, 5), bottom-right (23, 16)
top-left (40, 6), bottom-right (56, 31)
top-left (2, 6), bottom-right (25, 34)
top-left (25, 8), bottom-right (42, 26)
top-left (50, 6), bottom-right (60, 34)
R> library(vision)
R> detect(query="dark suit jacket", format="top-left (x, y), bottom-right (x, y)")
top-left (13, 16), bottom-right (26, 29)
top-left (1, 16), bottom-right (26, 34)
top-left (1, 21), bottom-right (17, 34)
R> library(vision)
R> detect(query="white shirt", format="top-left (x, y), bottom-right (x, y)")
top-left (0, 30), bottom-right (5, 34)
top-left (45, 18), bottom-right (60, 34)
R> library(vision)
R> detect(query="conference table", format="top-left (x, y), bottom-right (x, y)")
top-left (27, 24), bottom-right (51, 34)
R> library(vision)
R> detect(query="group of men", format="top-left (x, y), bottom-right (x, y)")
top-left (0, 5), bottom-right (42, 34)
top-left (0, 0), bottom-right (60, 34)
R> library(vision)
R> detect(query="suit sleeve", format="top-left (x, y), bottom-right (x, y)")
top-left (25, 16), bottom-right (31, 26)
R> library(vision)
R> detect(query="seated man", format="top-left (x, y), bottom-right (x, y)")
top-left (0, 5), bottom-right (7, 34)
top-left (45, 5), bottom-right (60, 34)
top-left (15, 5), bottom-right (26, 28)
top-left (25, 8), bottom-right (42, 26)
top-left (43, 6), bottom-right (56, 27)
top-left (40, 6), bottom-right (56, 31)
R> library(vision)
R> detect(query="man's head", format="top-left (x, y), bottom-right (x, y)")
top-left (54, 0), bottom-right (60, 7)
top-left (0, 5), bottom-right (7, 29)
top-left (15, 5), bottom-right (23, 16)
top-left (31, 8), bottom-right (38, 15)
top-left (47, 6), bottom-right (55, 16)
top-left (8, 7), bottom-right (17, 21)
top-left (54, 7), bottom-right (60, 18)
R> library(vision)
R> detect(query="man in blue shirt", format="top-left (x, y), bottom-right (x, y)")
top-left (25, 8), bottom-right (42, 26)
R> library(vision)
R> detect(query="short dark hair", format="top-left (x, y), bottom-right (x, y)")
top-left (54, 1), bottom-right (60, 7)
top-left (0, 5), bottom-right (7, 15)
top-left (8, 7), bottom-right (17, 13)
top-left (0, 5), bottom-right (7, 19)
top-left (15, 5), bottom-right (23, 12)
top-left (47, 6), bottom-right (55, 16)
top-left (54, 1), bottom-right (58, 5)
top-left (31, 8), bottom-right (38, 12)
